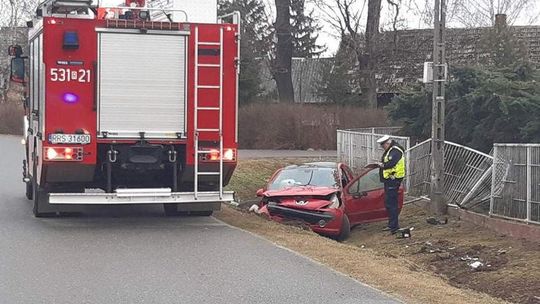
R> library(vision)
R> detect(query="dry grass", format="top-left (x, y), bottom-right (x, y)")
top-left (216, 206), bottom-right (508, 304)
top-left (0, 102), bottom-right (24, 135)
top-left (238, 103), bottom-right (388, 149)
top-left (217, 158), bottom-right (539, 304)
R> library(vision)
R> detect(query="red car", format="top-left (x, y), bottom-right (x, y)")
top-left (255, 162), bottom-right (404, 240)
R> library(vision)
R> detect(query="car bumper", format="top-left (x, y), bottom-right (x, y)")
top-left (265, 205), bottom-right (342, 236)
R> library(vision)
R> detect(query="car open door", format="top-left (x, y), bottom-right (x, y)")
top-left (342, 168), bottom-right (387, 225)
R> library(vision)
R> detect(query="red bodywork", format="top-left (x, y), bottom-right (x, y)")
top-left (25, 11), bottom-right (238, 191)
top-left (257, 163), bottom-right (404, 238)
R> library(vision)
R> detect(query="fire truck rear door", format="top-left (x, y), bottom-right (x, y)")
top-left (97, 29), bottom-right (188, 139)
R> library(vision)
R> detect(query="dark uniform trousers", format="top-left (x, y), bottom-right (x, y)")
top-left (384, 179), bottom-right (401, 231)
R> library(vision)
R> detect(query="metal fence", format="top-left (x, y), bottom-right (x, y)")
top-left (337, 130), bottom-right (410, 184)
top-left (406, 139), bottom-right (494, 209)
top-left (345, 127), bottom-right (403, 135)
top-left (338, 129), bottom-right (539, 225)
top-left (406, 139), bottom-right (432, 198)
top-left (491, 144), bottom-right (540, 224)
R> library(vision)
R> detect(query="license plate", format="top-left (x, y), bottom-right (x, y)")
top-left (48, 134), bottom-right (91, 144)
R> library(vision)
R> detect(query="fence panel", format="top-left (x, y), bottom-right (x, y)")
top-left (338, 129), bottom-right (494, 208)
top-left (491, 144), bottom-right (540, 224)
top-left (337, 130), bottom-right (409, 171)
top-left (406, 139), bottom-right (432, 198)
top-left (346, 127), bottom-right (403, 135)
top-left (443, 142), bottom-right (493, 208)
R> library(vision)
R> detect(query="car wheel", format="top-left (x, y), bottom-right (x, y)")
top-left (163, 203), bottom-right (180, 216)
top-left (335, 215), bottom-right (351, 242)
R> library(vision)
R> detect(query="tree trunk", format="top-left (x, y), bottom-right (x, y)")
top-left (360, 0), bottom-right (382, 109)
top-left (274, 0), bottom-right (295, 103)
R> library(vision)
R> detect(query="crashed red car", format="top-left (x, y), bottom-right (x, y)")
top-left (255, 162), bottom-right (404, 240)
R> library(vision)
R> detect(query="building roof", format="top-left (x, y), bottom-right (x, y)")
top-left (374, 25), bottom-right (540, 92)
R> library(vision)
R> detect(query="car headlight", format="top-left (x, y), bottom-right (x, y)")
top-left (327, 193), bottom-right (340, 209)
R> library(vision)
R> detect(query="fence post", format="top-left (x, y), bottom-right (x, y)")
top-left (337, 131), bottom-right (341, 163)
top-left (348, 132), bottom-right (353, 169)
top-left (527, 146), bottom-right (532, 223)
top-left (370, 129), bottom-right (375, 165)
top-left (490, 145), bottom-right (497, 217)
top-left (406, 140), bottom-right (411, 193)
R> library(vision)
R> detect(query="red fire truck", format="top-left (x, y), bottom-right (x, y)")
top-left (7, 0), bottom-right (240, 217)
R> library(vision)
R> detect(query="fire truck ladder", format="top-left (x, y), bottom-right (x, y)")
top-left (194, 26), bottom-right (225, 200)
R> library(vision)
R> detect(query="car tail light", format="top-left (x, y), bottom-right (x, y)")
top-left (45, 147), bottom-right (83, 161)
top-left (200, 148), bottom-right (236, 162)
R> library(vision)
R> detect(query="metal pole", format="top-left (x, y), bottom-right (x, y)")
top-left (405, 140), bottom-right (410, 193)
top-left (490, 146), bottom-right (497, 217)
top-left (526, 146), bottom-right (531, 223)
top-left (430, 0), bottom-right (447, 215)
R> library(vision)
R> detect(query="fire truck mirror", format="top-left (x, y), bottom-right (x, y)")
top-left (10, 58), bottom-right (25, 83)
top-left (8, 45), bottom-right (23, 57)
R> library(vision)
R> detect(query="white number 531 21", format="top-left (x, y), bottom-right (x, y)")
top-left (50, 68), bottom-right (91, 83)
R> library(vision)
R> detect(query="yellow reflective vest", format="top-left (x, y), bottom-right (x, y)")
top-left (382, 145), bottom-right (405, 180)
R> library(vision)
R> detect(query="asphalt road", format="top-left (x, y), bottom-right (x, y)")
top-left (0, 135), bottom-right (397, 304)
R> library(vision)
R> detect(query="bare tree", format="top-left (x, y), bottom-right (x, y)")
top-left (456, 0), bottom-right (537, 27)
top-left (0, 0), bottom-right (37, 27)
top-left (315, 0), bottom-right (401, 108)
top-left (408, 0), bottom-right (539, 27)
top-left (273, 0), bottom-right (295, 103)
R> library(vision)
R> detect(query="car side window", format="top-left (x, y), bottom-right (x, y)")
top-left (358, 170), bottom-right (384, 193)
top-left (348, 179), bottom-right (361, 194)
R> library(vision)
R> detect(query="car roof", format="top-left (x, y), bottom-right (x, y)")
top-left (282, 162), bottom-right (339, 170)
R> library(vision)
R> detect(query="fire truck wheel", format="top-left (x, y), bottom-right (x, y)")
top-left (192, 211), bottom-right (213, 216)
top-left (163, 203), bottom-right (180, 216)
top-left (178, 211), bottom-right (214, 217)
top-left (32, 185), bottom-right (50, 218)
top-left (32, 166), bottom-right (54, 218)
top-left (25, 180), bottom-right (33, 200)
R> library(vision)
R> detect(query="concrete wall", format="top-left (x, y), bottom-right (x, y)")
top-left (448, 206), bottom-right (540, 243)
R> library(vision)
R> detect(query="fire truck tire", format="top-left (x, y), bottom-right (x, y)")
top-left (33, 186), bottom-right (54, 218)
top-left (163, 203), bottom-right (180, 216)
top-left (25, 181), bottom-right (33, 200)
top-left (192, 211), bottom-right (213, 216)
top-left (178, 211), bottom-right (214, 217)
top-left (32, 164), bottom-right (54, 218)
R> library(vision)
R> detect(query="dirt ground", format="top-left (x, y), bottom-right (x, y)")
top-left (347, 203), bottom-right (540, 304)
top-left (219, 158), bottom-right (540, 304)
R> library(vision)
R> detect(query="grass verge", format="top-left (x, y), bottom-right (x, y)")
top-left (217, 158), bottom-right (540, 304)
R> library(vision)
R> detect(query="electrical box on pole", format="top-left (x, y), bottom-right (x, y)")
top-left (430, 0), bottom-right (448, 215)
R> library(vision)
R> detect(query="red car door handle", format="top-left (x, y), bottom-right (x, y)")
top-left (353, 191), bottom-right (368, 199)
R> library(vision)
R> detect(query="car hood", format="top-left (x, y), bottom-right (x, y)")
top-left (275, 197), bottom-right (333, 210)
top-left (264, 186), bottom-right (338, 197)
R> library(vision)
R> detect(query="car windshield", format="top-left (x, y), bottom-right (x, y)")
top-left (268, 167), bottom-right (339, 190)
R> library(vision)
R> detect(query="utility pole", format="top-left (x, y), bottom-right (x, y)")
top-left (430, 0), bottom-right (447, 215)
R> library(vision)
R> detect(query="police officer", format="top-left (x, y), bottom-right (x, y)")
top-left (376, 135), bottom-right (405, 234)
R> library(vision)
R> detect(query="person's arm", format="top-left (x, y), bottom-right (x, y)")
top-left (381, 149), bottom-right (402, 169)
